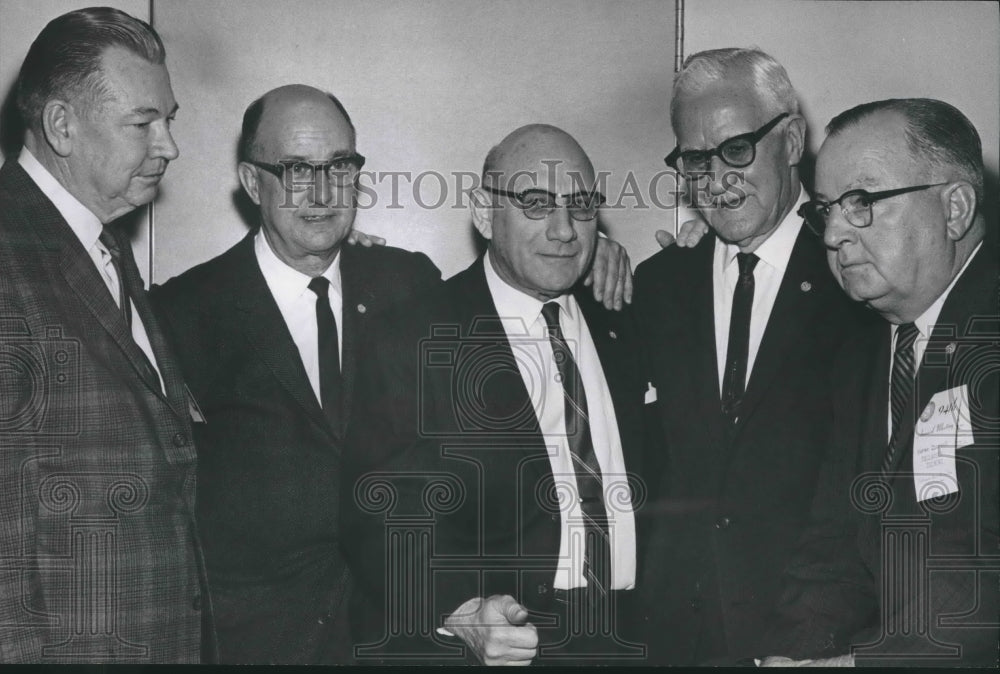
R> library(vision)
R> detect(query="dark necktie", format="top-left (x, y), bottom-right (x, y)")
top-left (541, 301), bottom-right (611, 597)
top-left (882, 323), bottom-right (920, 473)
top-left (308, 276), bottom-right (343, 428)
top-left (721, 252), bottom-right (759, 423)
top-left (99, 226), bottom-right (160, 386)
top-left (99, 226), bottom-right (133, 327)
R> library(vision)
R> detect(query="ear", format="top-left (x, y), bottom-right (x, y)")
top-left (783, 114), bottom-right (806, 166)
top-left (941, 180), bottom-right (977, 241)
top-left (470, 187), bottom-right (494, 240)
top-left (237, 162), bottom-right (262, 206)
top-left (41, 99), bottom-right (74, 157)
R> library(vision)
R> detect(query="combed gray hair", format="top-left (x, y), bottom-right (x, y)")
top-left (827, 98), bottom-right (984, 203)
top-left (670, 47), bottom-right (799, 129)
top-left (16, 7), bottom-right (165, 132)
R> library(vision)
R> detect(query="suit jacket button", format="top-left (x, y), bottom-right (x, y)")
top-left (715, 516), bottom-right (731, 529)
top-left (318, 612), bottom-right (331, 625)
top-left (173, 432), bottom-right (187, 447)
top-left (537, 583), bottom-right (548, 595)
top-left (192, 593), bottom-right (202, 611)
top-left (550, 514), bottom-right (559, 522)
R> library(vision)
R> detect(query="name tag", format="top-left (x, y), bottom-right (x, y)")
top-left (912, 385), bottom-right (974, 502)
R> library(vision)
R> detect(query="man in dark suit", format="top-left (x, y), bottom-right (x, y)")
top-left (0, 7), bottom-right (207, 663)
top-left (631, 48), bottom-right (872, 664)
top-left (761, 98), bottom-right (998, 667)
top-left (343, 124), bottom-right (647, 665)
top-left (151, 84), bottom-right (441, 664)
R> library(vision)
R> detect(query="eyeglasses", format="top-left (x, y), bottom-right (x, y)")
top-left (664, 112), bottom-right (790, 175)
top-left (798, 182), bottom-right (948, 236)
top-left (483, 184), bottom-right (606, 221)
top-left (247, 153), bottom-right (366, 190)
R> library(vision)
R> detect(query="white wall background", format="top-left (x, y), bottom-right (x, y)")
top-left (2, 1), bottom-right (997, 282)
top-left (149, 0), bottom-right (675, 282)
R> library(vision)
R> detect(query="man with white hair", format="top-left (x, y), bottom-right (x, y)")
top-left (632, 48), bottom-right (872, 664)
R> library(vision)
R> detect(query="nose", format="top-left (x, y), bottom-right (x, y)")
top-left (152, 120), bottom-right (179, 161)
top-left (703, 154), bottom-right (731, 197)
top-left (545, 204), bottom-right (577, 243)
top-left (822, 204), bottom-right (856, 250)
top-left (309, 170), bottom-right (336, 206)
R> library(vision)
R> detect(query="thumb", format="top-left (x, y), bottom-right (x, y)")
top-left (655, 229), bottom-right (676, 248)
top-left (498, 596), bottom-right (530, 625)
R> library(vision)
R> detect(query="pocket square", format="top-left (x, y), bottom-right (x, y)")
top-left (644, 382), bottom-right (657, 404)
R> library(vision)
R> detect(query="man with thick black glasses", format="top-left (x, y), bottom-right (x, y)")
top-left (631, 47), bottom-right (873, 665)
top-left (760, 98), bottom-right (997, 667)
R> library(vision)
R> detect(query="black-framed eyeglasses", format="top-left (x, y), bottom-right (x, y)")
top-left (798, 182), bottom-right (948, 236)
top-left (246, 153), bottom-right (366, 190)
top-left (483, 184), bottom-right (606, 221)
top-left (664, 112), bottom-right (790, 175)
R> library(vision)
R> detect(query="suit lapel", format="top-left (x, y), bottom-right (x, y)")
top-left (230, 234), bottom-right (335, 441)
top-left (339, 245), bottom-right (375, 428)
top-left (883, 246), bottom-right (999, 475)
top-left (14, 163), bottom-right (180, 412)
top-left (736, 228), bottom-right (827, 435)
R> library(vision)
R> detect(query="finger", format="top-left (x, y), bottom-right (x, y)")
top-left (608, 250), bottom-right (625, 311)
top-left (654, 229), bottom-right (676, 248)
top-left (370, 234), bottom-right (386, 246)
top-left (601, 250), bottom-right (620, 310)
top-left (623, 257), bottom-right (634, 305)
top-left (500, 598), bottom-right (531, 626)
top-left (590, 251), bottom-right (608, 301)
top-left (346, 230), bottom-right (359, 245)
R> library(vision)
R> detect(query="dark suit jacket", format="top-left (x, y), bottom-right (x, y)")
top-left (342, 256), bottom-right (647, 664)
top-left (763, 243), bottom-right (999, 667)
top-left (151, 231), bottom-right (440, 664)
top-left (0, 160), bottom-right (206, 663)
top-left (632, 225), bottom-right (874, 664)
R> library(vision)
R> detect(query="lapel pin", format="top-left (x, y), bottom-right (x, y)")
top-left (608, 330), bottom-right (617, 340)
top-left (357, 303), bottom-right (367, 314)
top-left (945, 342), bottom-right (956, 355)
top-left (800, 281), bottom-right (812, 292)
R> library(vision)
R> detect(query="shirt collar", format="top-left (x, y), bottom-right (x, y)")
top-left (483, 249), bottom-right (573, 333)
top-left (254, 229), bottom-right (341, 303)
top-left (19, 147), bottom-right (103, 251)
top-left (903, 241), bottom-right (983, 340)
top-left (720, 183), bottom-right (807, 273)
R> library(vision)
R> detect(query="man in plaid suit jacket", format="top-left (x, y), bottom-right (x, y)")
top-left (0, 8), bottom-right (208, 663)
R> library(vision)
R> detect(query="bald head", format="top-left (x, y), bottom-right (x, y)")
top-left (473, 124), bottom-right (600, 301)
top-left (239, 84), bottom-right (355, 163)
top-left (482, 124), bottom-right (596, 194)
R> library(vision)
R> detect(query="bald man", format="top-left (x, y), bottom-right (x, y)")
top-left (343, 124), bottom-right (647, 665)
top-left (151, 85), bottom-right (442, 664)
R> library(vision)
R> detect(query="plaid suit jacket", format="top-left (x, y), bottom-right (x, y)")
top-left (0, 160), bottom-right (207, 663)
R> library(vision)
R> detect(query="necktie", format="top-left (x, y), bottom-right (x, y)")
top-left (98, 225), bottom-right (161, 387)
top-left (99, 226), bottom-right (133, 327)
top-left (308, 276), bottom-right (343, 429)
top-left (541, 301), bottom-right (611, 597)
top-left (882, 323), bottom-right (920, 473)
top-left (721, 252), bottom-right (759, 423)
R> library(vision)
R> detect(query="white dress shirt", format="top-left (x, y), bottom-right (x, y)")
top-left (254, 230), bottom-right (343, 406)
top-left (886, 242), bottom-right (983, 441)
top-left (483, 251), bottom-right (636, 590)
top-left (19, 148), bottom-right (163, 392)
top-left (713, 186), bottom-right (808, 395)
